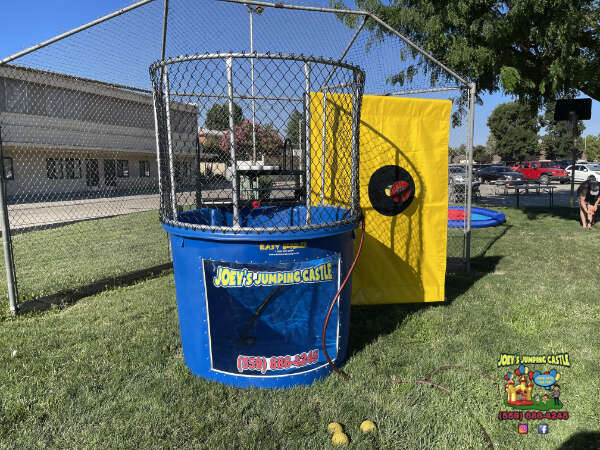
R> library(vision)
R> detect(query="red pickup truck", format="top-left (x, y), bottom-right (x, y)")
top-left (510, 161), bottom-right (569, 184)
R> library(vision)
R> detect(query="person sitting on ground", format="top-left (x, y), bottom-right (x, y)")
top-left (577, 176), bottom-right (600, 229)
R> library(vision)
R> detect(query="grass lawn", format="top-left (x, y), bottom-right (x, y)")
top-left (0, 210), bottom-right (170, 320)
top-left (1, 206), bottom-right (599, 448)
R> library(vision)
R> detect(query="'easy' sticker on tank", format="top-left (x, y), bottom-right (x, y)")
top-left (213, 261), bottom-right (333, 287)
top-left (259, 242), bottom-right (307, 257)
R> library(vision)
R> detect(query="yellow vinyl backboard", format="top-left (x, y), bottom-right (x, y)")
top-left (310, 93), bottom-right (451, 304)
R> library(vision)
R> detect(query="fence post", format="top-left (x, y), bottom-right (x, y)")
top-left (0, 126), bottom-right (18, 313)
top-left (464, 82), bottom-right (476, 273)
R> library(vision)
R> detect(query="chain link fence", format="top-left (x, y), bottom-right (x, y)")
top-left (0, 0), bottom-right (473, 313)
top-left (151, 53), bottom-right (364, 233)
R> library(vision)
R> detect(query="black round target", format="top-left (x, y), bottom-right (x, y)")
top-left (368, 165), bottom-right (416, 216)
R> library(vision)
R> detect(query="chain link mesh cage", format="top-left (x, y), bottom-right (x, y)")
top-left (0, 0), bottom-right (474, 312)
top-left (150, 53), bottom-right (365, 234)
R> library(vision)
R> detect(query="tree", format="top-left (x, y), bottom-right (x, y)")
top-left (203, 135), bottom-right (221, 153)
top-left (221, 120), bottom-right (284, 161)
top-left (486, 134), bottom-right (498, 159)
top-left (449, 144), bottom-right (466, 163)
top-left (205, 102), bottom-right (243, 130)
top-left (582, 135), bottom-right (600, 161)
top-left (487, 102), bottom-right (540, 161)
top-left (332, 0), bottom-right (600, 108)
top-left (285, 109), bottom-right (306, 147)
top-left (539, 102), bottom-right (586, 160)
top-left (473, 144), bottom-right (492, 163)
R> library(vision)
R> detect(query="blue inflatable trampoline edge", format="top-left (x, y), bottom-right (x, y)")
top-left (448, 206), bottom-right (506, 229)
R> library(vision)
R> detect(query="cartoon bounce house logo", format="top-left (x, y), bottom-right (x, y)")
top-left (498, 353), bottom-right (570, 410)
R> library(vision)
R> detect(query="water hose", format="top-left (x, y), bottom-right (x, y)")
top-left (321, 216), bottom-right (366, 381)
top-left (237, 285), bottom-right (283, 344)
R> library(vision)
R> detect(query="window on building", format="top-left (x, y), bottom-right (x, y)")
top-left (3, 157), bottom-right (14, 180)
top-left (64, 158), bottom-right (82, 179)
top-left (46, 158), bottom-right (81, 179)
top-left (117, 160), bottom-right (129, 178)
top-left (46, 158), bottom-right (62, 179)
top-left (139, 160), bottom-right (150, 177)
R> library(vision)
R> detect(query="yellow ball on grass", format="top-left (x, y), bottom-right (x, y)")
top-left (327, 422), bottom-right (343, 434)
top-left (331, 431), bottom-right (350, 446)
top-left (360, 420), bottom-right (376, 434)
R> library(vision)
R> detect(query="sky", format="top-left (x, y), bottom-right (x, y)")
top-left (1, 0), bottom-right (599, 146)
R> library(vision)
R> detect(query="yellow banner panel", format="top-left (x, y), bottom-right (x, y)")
top-left (310, 93), bottom-right (451, 304)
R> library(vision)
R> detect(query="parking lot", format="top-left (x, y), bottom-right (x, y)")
top-left (476, 182), bottom-right (582, 208)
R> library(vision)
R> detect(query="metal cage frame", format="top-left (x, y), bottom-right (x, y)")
top-left (0, 0), bottom-right (475, 314)
top-left (150, 52), bottom-right (365, 234)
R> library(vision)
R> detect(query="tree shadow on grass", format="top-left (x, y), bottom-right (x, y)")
top-left (348, 254), bottom-right (503, 357)
top-left (557, 431), bottom-right (600, 449)
top-left (348, 221), bottom-right (510, 356)
top-left (519, 205), bottom-right (580, 222)
top-left (16, 263), bottom-right (173, 315)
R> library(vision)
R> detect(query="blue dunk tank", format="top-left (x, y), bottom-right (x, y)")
top-left (150, 53), bottom-right (365, 388)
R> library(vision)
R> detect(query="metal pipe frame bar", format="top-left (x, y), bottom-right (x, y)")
top-left (350, 72), bottom-right (362, 217)
top-left (162, 67), bottom-right (178, 222)
top-left (0, 0), bottom-right (158, 66)
top-left (319, 92), bottom-right (328, 204)
top-left (151, 86), bottom-right (165, 217)
top-left (0, 126), bottom-right (18, 313)
top-left (384, 86), bottom-right (463, 96)
top-left (219, 0), bottom-right (468, 86)
top-left (320, 16), bottom-right (367, 91)
top-left (227, 57), bottom-right (240, 228)
top-left (464, 82), bottom-right (476, 273)
top-left (150, 52), bottom-right (364, 76)
top-left (304, 62), bottom-right (312, 225)
top-left (153, 0), bottom-right (169, 217)
top-left (160, 0), bottom-right (169, 61)
top-left (168, 92), bottom-right (303, 102)
top-left (249, 10), bottom-right (257, 164)
top-left (162, 216), bottom-right (358, 234)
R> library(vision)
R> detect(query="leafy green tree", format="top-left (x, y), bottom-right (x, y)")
top-left (473, 144), bottom-right (493, 163)
top-left (539, 102), bottom-right (586, 160)
top-left (203, 135), bottom-right (222, 153)
top-left (582, 135), bottom-right (600, 161)
top-left (285, 109), bottom-right (306, 147)
top-left (449, 144), bottom-right (466, 163)
top-left (332, 0), bottom-right (600, 108)
top-left (205, 102), bottom-right (243, 130)
top-left (485, 134), bottom-right (498, 159)
top-left (487, 102), bottom-right (540, 161)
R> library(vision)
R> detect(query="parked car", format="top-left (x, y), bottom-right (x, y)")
top-left (512, 161), bottom-right (569, 184)
top-left (449, 165), bottom-right (469, 183)
top-left (554, 160), bottom-right (573, 170)
top-left (448, 165), bottom-right (480, 201)
top-left (477, 166), bottom-right (525, 183)
top-left (565, 163), bottom-right (600, 182)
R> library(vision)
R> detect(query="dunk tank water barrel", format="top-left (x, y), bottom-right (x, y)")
top-left (150, 54), bottom-right (365, 388)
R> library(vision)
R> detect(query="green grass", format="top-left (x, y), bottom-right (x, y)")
top-left (1, 206), bottom-right (599, 448)
top-left (0, 210), bottom-right (170, 320)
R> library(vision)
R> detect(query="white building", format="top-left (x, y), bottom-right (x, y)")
top-left (0, 65), bottom-right (197, 203)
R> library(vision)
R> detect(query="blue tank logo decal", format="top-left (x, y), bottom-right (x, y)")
top-left (213, 261), bottom-right (333, 288)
